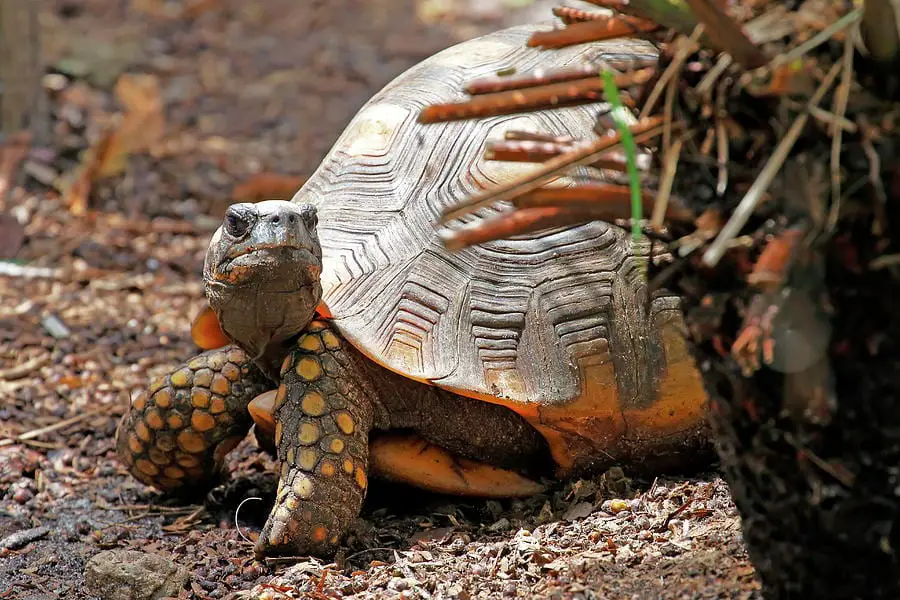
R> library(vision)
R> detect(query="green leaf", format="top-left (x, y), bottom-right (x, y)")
top-left (600, 71), bottom-right (643, 242)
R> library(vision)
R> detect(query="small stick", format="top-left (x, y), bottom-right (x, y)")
top-left (715, 105), bottom-right (728, 196)
top-left (514, 182), bottom-right (693, 222)
top-left (773, 8), bottom-right (862, 68)
top-left (0, 526), bottom-right (50, 550)
top-left (486, 139), bottom-right (635, 173)
top-left (504, 131), bottom-right (576, 143)
top-left (660, 498), bottom-right (695, 531)
top-left (0, 354), bottom-right (49, 380)
top-left (441, 206), bottom-right (601, 250)
top-left (702, 61), bottom-right (844, 267)
top-left (828, 36), bottom-right (854, 232)
top-left (695, 54), bottom-right (733, 97)
top-left (465, 64), bottom-right (600, 95)
top-left (439, 116), bottom-right (669, 224)
top-left (0, 410), bottom-right (103, 444)
top-left (682, 0), bottom-right (768, 68)
top-left (419, 69), bottom-right (653, 124)
top-left (527, 15), bottom-right (660, 49)
top-left (486, 139), bottom-right (578, 163)
top-left (552, 6), bottom-right (607, 24)
top-left (639, 31), bottom-right (701, 119)
top-left (652, 137), bottom-right (683, 229)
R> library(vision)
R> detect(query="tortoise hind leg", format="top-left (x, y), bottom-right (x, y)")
top-left (115, 345), bottom-right (270, 493)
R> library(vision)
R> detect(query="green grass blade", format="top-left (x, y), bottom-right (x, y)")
top-left (601, 71), bottom-right (643, 241)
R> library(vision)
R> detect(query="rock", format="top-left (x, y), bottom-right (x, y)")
top-left (84, 550), bottom-right (190, 600)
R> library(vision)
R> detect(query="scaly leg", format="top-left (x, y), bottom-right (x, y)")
top-left (116, 345), bottom-right (271, 493)
top-left (258, 320), bottom-right (375, 556)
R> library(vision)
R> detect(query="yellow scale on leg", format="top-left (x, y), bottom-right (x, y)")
top-left (115, 346), bottom-right (270, 493)
top-left (258, 320), bottom-right (374, 556)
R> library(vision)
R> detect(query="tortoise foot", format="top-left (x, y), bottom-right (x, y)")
top-left (256, 322), bottom-right (373, 557)
top-left (116, 345), bottom-right (270, 494)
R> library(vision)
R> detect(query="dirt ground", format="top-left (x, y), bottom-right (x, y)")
top-left (1, 1), bottom-right (760, 598)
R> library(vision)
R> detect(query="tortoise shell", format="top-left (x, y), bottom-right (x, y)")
top-left (291, 24), bottom-right (708, 474)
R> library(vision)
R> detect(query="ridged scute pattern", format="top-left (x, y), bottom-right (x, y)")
top-left (292, 24), bottom-right (694, 424)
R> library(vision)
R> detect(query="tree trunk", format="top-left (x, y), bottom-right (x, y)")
top-left (0, 0), bottom-right (47, 144)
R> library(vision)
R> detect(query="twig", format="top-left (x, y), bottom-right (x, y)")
top-left (0, 262), bottom-right (59, 279)
top-left (0, 410), bottom-right (103, 445)
top-left (439, 117), bottom-right (669, 224)
top-left (695, 54), bottom-right (733, 97)
top-left (527, 15), bottom-right (660, 49)
top-left (807, 105), bottom-right (856, 134)
top-left (772, 8), bottom-right (863, 67)
top-left (639, 31), bottom-right (701, 119)
top-left (859, 118), bottom-right (887, 236)
top-left (99, 502), bottom-right (202, 513)
top-left (828, 36), bottom-right (855, 233)
top-left (702, 61), bottom-right (844, 267)
top-left (652, 137), bottom-right (683, 229)
top-left (465, 64), bottom-right (600, 95)
top-left (0, 526), bottom-right (50, 550)
top-left (682, 0), bottom-right (769, 68)
top-left (419, 69), bottom-right (653, 123)
top-left (784, 433), bottom-right (856, 487)
top-left (0, 354), bottom-right (49, 380)
top-left (660, 497), bottom-right (695, 531)
top-left (715, 96), bottom-right (728, 196)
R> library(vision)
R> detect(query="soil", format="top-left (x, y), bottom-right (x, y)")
top-left (1, 1), bottom-right (759, 598)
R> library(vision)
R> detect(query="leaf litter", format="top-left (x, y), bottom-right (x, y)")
top-left (1, 1), bottom-right (760, 599)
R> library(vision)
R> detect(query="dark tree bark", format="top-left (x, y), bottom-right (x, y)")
top-left (0, 0), bottom-right (48, 144)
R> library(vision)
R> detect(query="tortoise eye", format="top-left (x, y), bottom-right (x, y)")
top-left (224, 207), bottom-right (251, 238)
top-left (299, 204), bottom-right (318, 229)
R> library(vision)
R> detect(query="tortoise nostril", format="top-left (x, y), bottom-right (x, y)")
top-left (271, 215), bottom-right (281, 225)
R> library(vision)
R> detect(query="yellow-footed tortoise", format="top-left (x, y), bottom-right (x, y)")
top-left (116, 24), bottom-right (709, 557)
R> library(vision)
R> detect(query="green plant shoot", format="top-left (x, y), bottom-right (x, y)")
top-left (601, 71), bottom-right (643, 241)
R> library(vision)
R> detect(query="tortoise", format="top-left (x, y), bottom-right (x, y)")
top-left (116, 23), bottom-right (709, 557)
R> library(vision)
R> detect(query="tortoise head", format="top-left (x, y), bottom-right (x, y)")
top-left (203, 200), bottom-right (323, 365)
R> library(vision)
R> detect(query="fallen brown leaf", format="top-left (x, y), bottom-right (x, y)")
top-left (98, 73), bottom-right (166, 178)
top-left (63, 126), bottom-right (116, 216)
top-left (231, 173), bottom-right (307, 203)
top-left (62, 74), bottom-right (166, 215)
top-left (0, 131), bottom-right (31, 210)
top-left (0, 213), bottom-right (25, 259)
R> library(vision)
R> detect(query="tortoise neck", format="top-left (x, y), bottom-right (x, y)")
top-left (253, 336), bottom-right (299, 382)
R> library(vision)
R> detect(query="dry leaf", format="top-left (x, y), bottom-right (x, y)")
top-left (62, 74), bottom-right (166, 215)
top-left (0, 213), bottom-right (25, 259)
top-left (0, 132), bottom-right (32, 210)
top-left (231, 173), bottom-right (307, 203)
top-left (97, 73), bottom-right (166, 178)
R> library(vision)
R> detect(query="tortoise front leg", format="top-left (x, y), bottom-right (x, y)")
top-left (258, 320), bottom-right (374, 557)
top-left (116, 345), bottom-right (270, 493)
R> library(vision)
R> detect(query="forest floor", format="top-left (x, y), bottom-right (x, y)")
top-left (1, 1), bottom-right (760, 598)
